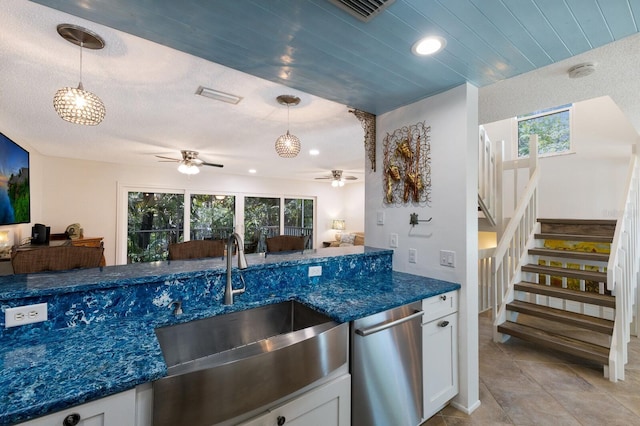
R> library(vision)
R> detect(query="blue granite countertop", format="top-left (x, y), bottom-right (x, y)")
top-left (0, 247), bottom-right (459, 425)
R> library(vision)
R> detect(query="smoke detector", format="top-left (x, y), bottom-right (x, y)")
top-left (568, 63), bottom-right (596, 79)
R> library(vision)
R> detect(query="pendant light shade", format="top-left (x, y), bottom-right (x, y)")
top-left (53, 83), bottom-right (106, 125)
top-left (275, 95), bottom-right (301, 158)
top-left (53, 24), bottom-right (106, 126)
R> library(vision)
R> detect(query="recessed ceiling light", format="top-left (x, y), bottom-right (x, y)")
top-left (195, 86), bottom-right (243, 104)
top-left (309, 149), bottom-right (320, 156)
top-left (248, 169), bottom-right (257, 174)
top-left (412, 36), bottom-right (446, 56)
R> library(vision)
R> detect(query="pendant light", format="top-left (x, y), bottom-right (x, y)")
top-left (53, 24), bottom-right (106, 126)
top-left (275, 95), bottom-right (301, 158)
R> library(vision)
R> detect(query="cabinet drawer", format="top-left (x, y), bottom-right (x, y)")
top-left (422, 291), bottom-right (458, 323)
top-left (16, 389), bottom-right (136, 426)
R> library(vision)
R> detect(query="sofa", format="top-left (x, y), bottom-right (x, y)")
top-left (328, 231), bottom-right (365, 247)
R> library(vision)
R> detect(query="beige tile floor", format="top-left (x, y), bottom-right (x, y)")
top-left (422, 311), bottom-right (640, 425)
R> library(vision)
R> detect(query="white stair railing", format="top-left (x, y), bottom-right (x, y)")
top-left (478, 126), bottom-right (501, 227)
top-left (607, 143), bottom-right (640, 382)
top-left (478, 247), bottom-right (494, 313)
top-left (491, 135), bottom-right (539, 339)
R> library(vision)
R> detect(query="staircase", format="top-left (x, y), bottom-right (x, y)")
top-left (497, 218), bottom-right (616, 367)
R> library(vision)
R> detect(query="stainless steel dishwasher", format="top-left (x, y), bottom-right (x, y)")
top-left (351, 301), bottom-right (424, 426)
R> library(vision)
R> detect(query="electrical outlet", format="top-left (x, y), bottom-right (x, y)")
top-left (5, 303), bottom-right (48, 328)
top-left (440, 250), bottom-right (456, 268)
top-left (308, 266), bottom-right (322, 277)
top-left (409, 248), bottom-right (417, 263)
top-left (389, 233), bottom-right (398, 248)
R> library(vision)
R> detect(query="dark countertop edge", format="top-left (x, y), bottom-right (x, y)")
top-left (0, 246), bottom-right (393, 301)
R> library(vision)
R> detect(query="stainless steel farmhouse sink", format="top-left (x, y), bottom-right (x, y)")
top-left (152, 301), bottom-right (348, 426)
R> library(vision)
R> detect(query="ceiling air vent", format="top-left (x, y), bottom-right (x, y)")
top-left (328, 0), bottom-right (396, 22)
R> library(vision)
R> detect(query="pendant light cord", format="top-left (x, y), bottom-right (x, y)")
top-left (79, 41), bottom-right (84, 85)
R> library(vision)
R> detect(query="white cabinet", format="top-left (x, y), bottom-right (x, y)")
top-left (422, 291), bottom-right (459, 420)
top-left (16, 389), bottom-right (136, 426)
top-left (239, 374), bottom-right (351, 426)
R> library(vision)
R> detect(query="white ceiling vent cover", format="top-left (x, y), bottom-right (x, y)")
top-left (328, 0), bottom-right (396, 22)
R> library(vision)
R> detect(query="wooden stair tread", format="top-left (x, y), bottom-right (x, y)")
top-left (528, 248), bottom-right (609, 262)
top-left (515, 281), bottom-right (615, 308)
top-left (507, 300), bottom-right (614, 335)
top-left (522, 264), bottom-right (607, 282)
top-left (535, 233), bottom-right (613, 243)
top-left (497, 321), bottom-right (609, 365)
top-left (537, 219), bottom-right (617, 226)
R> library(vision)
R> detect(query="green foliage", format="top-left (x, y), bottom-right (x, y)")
top-left (8, 173), bottom-right (29, 222)
top-left (518, 109), bottom-right (570, 157)
top-left (244, 197), bottom-right (280, 253)
top-left (190, 195), bottom-right (235, 239)
top-left (127, 192), bottom-right (184, 263)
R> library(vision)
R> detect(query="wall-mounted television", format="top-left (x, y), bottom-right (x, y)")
top-left (0, 132), bottom-right (30, 225)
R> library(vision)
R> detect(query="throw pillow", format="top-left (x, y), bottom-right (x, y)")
top-left (340, 233), bottom-right (355, 245)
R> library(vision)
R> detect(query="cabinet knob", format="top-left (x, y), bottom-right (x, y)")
top-left (277, 415), bottom-right (286, 425)
top-left (440, 294), bottom-right (447, 301)
top-left (63, 413), bottom-right (81, 426)
top-left (439, 320), bottom-right (450, 327)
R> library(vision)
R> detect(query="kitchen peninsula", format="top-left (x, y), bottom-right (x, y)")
top-left (0, 246), bottom-right (460, 425)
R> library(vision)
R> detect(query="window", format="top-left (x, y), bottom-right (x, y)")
top-left (119, 187), bottom-right (316, 263)
top-left (284, 198), bottom-right (314, 248)
top-left (244, 197), bottom-right (280, 254)
top-left (190, 194), bottom-right (235, 240)
top-left (517, 104), bottom-right (571, 158)
top-left (127, 192), bottom-right (184, 263)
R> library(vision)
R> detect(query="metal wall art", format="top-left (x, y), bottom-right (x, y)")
top-left (383, 121), bottom-right (431, 206)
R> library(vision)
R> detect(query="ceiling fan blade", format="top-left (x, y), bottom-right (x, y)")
top-left (344, 176), bottom-right (358, 180)
top-left (314, 176), bottom-right (332, 180)
top-left (201, 162), bottom-right (224, 168)
top-left (155, 155), bottom-right (180, 161)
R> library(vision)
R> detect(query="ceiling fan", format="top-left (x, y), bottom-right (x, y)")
top-left (156, 150), bottom-right (223, 175)
top-left (315, 169), bottom-right (357, 187)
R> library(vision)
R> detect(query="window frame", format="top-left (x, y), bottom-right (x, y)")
top-left (515, 104), bottom-right (573, 159)
top-left (117, 183), bottom-right (316, 264)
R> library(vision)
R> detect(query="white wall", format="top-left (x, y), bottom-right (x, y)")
top-left (365, 84), bottom-right (480, 413)
top-left (483, 96), bottom-right (637, 219)
top-left (32, 156), bottom-right (362, 265)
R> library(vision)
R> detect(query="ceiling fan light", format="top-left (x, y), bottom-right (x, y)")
top-left (53, 83), bottom-right (105, 125)
top-left (331, 180), bottom-right (339, 187)
top-left (178, 162), bottom-right (200, 175)
top-left (275, 131), bottom-right (301, 158)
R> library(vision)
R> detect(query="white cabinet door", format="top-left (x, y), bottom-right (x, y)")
top-left (239, 374), bottom-right (351, 426)
top-left (16, 389), bottom-right (136, 426)
top-left (423, 312), bottom-right (458, 419)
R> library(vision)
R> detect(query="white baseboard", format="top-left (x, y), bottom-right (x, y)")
top-left (450, 399), bottom-right (481, 415)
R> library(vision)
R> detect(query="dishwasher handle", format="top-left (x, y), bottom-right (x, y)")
top-left (355, 310), bottom-right (424, 337)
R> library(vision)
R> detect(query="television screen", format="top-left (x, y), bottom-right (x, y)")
top-left (0, 132), bottom-right (30, 225)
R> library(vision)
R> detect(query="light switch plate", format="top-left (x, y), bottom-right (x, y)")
top-left (377, 211), bottom-right (385, 225)
top-left (409, 248), bottom-right (417, 263)
top-left (440, 250), bottom-right (456, 268)
top-left (389, 233), bottom-right (398, 248)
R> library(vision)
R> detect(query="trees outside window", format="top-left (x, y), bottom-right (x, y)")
top-left (517, 105), bottom-right (571, 158)
top-left (244, 197), bottom-right (280, 253)
top-left (284, 198), bottom-right (314, 248)
top-left (127, 192), bottom-right (184, 263)
top-left (190, 195), bottom-right (235, 240)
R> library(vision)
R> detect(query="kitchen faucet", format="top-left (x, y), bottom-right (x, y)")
top-left (224, 232), bottom-right (248, 305)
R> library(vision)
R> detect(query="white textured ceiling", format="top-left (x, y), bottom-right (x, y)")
top-left (480, 31), bottom-right (640, 136)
